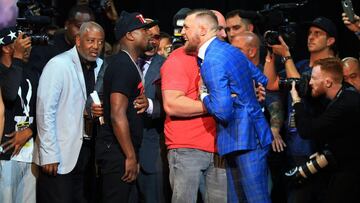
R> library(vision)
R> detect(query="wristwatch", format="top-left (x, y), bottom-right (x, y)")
top-left (281, 55), bottom-right (292, 64)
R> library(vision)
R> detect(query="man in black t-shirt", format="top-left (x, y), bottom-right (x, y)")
top-left (0, 27), bottom-right (38, 203)
top-left (29, 5), bottom-right (95, 74)
top-left (96, 10), bottom-right (156, 202)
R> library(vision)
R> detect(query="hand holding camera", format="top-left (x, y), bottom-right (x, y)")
top-left (13, 32), bottom-right (32, 61)
top-left (265, 34), bottom-right (291, 58)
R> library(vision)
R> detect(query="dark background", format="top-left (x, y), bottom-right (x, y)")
top-left (53, 0), bottom-right (359, 60)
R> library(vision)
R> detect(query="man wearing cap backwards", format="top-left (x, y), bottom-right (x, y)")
top-left (35, 21), bottom-right (104, 203)
top-left (0, 26), bottom-right (38, 203)
top-left (264, 16), bottom-right (338, 202)
top-left (95, 11), bottom-right (154, 202)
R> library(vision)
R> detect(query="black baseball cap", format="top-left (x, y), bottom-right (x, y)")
top-left (0, 26), bottom-right (18, 46)
top-left (308, 17), bottom-right (337, 38)
top-left (114, 11), bottom-right (158, 41)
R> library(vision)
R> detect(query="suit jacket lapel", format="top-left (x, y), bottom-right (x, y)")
top-left (70, 47), bottom-right (87, 100)
top-left (144, 56), bottom-right (160, 89)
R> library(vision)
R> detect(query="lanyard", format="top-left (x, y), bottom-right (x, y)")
top-left (121, 50), bottom-right (145, 86)
top-left (17, 79), bottom-right (32, 118)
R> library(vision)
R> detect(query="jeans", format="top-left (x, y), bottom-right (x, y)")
top-left (168, 148), bottom-right (227, 203)
top-left (0, 160), bottom-right (37, 203)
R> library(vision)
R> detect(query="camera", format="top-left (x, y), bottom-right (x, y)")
top-left (264, 26), bottom-right (296, 47)
top-left (258, 1), bottom-right (308, 48)
top-left (171, 8), bottom-right (191, 51)
top-left (16, 0), bottom-right (53, 45)
top-left (278, 76), bottom-right (310, 98)
top-left (285, 149), bottom-right (335, 185)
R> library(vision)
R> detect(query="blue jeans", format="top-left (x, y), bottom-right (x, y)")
top-left (0, 160), bottom-right (37, 203)
top-left (168, 148), bottom-right (227, 203)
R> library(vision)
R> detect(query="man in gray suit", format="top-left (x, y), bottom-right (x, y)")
top-left (35, 21), bottom-right (104, 203)
top-left (133, 18), bottom-right (170, 203)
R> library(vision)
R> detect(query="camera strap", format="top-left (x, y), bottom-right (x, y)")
top-left (326, 87), bottom-right (343, 110)
top-left (17, 79), bottom-right (32, 119)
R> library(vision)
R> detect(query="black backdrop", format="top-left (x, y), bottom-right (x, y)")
top-left (53, 0), bottom-right (359, 60)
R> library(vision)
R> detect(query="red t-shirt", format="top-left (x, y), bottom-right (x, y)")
top-left (160, 47), bottom-right (216, 153)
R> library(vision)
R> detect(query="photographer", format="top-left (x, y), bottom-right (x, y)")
top-left (264, 16), bottom-right (338, 203)
top-left (0, 27), bottom-right (38, 203)
top-left (290, 57), bottom-right (360, 203)
top-left (29, 5), bottom-right (95, 74)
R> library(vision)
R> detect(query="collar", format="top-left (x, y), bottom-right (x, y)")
top-left (77, 51), bottom-right (96, 71)
top-left (198, 36), bottom-right (216, 60)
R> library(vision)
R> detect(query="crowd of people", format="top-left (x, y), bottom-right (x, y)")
top-left (1, 2), bottom-right (360, 203)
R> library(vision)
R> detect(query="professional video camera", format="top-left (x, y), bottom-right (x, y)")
top-left (285, 148), bottom-right (335, 185)
top-left (16, 0), bottom-right (54, 45)
top-left (258, 1), bottom-right (308, 48)
top-left (171, 8), bottom-right (191, 51)
top-left (278, 75), bottom-right (310, 98)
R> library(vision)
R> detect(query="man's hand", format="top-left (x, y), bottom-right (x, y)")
top-left (342, 12), bottom-right (360, 33)
top-left (133, 94), bottom-right (149, 114)
top-left (121, 157), bottom-right (138, 183)
top-left (255, 83), bottom-right (266, 103)
top-left (0, 128), bottom-right (32, 156)
top-left (42, 163), bottom-right (59, 176)
top-left (104, 0), bottom-right (119, 22)
top-left (290, 81), bottom-right (301, 102)
top-left (13, 32), bottom-right (31, 61)
top-left (269, 36), bottom-right (291, 57)
top-left (271, 127), bottom-right (286, 152)
top-left (91, 102), bottom-right (103, 118)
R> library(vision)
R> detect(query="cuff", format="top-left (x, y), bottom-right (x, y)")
top-left (200, 93), bottom-right (209, 102)
top-left (146, 98), bottom-right (153, 115)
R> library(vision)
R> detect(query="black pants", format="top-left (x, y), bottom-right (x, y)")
top-left (100, 173), bottom-right (134, 203)
top-left (37, 141), bottom-right (91, 203)
top-left (96, 138), bottom-right (135, 202)
top-left (326, 169), bottom-right (360, 203)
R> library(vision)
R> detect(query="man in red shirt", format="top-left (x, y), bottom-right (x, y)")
top-left (161, 46), bottom-right (227, 202)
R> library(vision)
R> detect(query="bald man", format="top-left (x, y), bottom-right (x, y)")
top-left (231, 32), bottom-right (286, 153)
top-left (211, 10), bottom-right (227, 40)
top-left (342, 57), bottom-right (360, 92)
top-left (231, 32), bottom-right (261, 66)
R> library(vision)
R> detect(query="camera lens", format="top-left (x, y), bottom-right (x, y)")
top-left (264, 30), bottom-right (281, 46)
top-left (31, 34), bottom-right (49, 45)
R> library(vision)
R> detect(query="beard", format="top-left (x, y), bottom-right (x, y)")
top-left (184, 41), bottom-right (197, 55)
top-left (184, 35), bottom-right (200, 55)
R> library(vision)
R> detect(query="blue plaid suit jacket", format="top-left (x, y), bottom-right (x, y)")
top-left (201, 38), bottom-right (273, 156)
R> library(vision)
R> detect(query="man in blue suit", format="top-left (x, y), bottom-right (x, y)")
top-left (182, 9), bottom-right (273, 203)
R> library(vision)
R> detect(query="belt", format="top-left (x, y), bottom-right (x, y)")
top-left (214, 153), bottom-right (226, 169)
